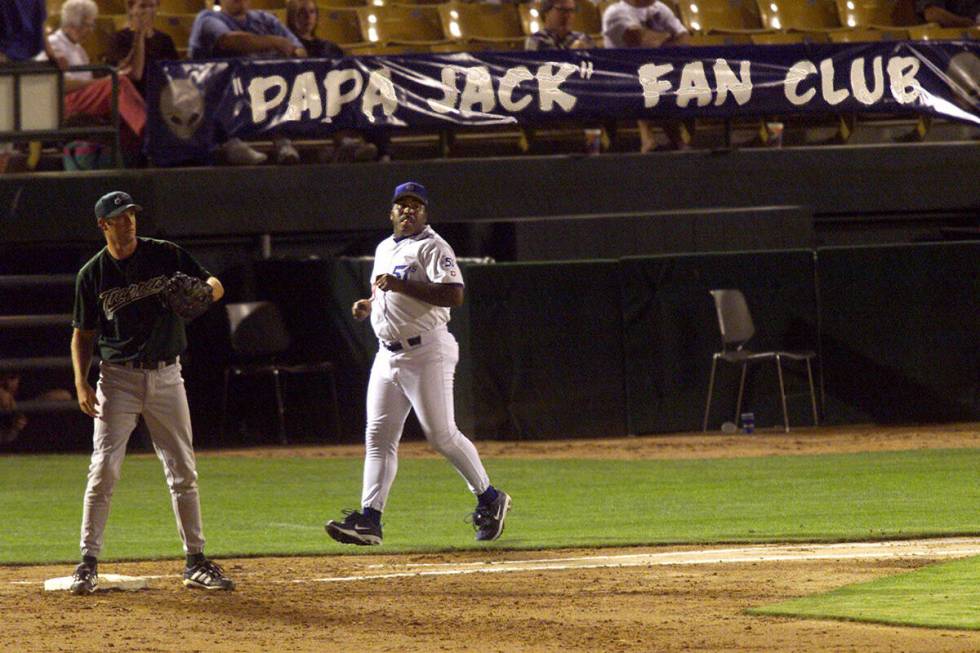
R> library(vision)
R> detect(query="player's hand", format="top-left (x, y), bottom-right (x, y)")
top-left (76, 382), bottom-right (99, 418)
top-left (352, 298), bottom-right (372, 321)
top-left (374, 274), bottom-right (404, 293)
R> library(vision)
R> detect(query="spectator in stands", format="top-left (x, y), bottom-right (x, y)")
top-left (917, 0), bottom-right (980, 26)
top-left (1, 0), bottom-right (65, 64)
top-left (105, 0), bottom-right (179, 98)
top-left (284, 0), bottom-right (382, 163)
top-left (0, 372), bottom-right (73, 444)
top-left (602, 0), bottom-right (690, 152)
top-left (44, 0), bottom-right (148, 159)
top-left (525, 0), bottom-right (595, 50)
top-left (189, 0), bottom-right (307, 165)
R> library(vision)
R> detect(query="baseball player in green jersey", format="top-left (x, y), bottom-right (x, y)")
top-left (68, 191), bottom-right (235, 594)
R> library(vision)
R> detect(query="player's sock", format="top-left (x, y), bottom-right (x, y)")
top-left (363, 507), bottom-right (382, 526)
top-left (477, 486), bottom-right (499, 506)
top-left (187, 552), bottom-right (206, 567)
top-left (82, 555), bottom-right (98, 570)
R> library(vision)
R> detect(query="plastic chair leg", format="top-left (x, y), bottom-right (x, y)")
top-left (734, 363), bottom-right (748, 425)
top-left (775, 355), bottom-right (789, 433)
top-left (806, 358), bottom-right (819, 426)
top-left (702, 355), bottom-right (719, 432)
top-left (272, 369), bottom-right (287, 445)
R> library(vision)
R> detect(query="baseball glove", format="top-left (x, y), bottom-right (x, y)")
top-left (160, 272), bottom-right (213, 321)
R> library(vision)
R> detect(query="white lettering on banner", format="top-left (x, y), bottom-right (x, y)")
top-left (785, 60), bottom-right (817, 105)
top-left (248, 75), bottom-right (288, 122)
top-left (713, 59), bottom-right (752, 106)
top-left (888, 56), bottom-right (921, 103)
top-left (325, 68), bottom-right (363, 119)
top-left (460, 66), bottom-right (496, 116)
top-left (499, 66), bottom-right (534, 112)
top-left (361, 68), bottom-right (397, 121)
top-left (285, 71), bottom-right (322, 121)
top-left (820, 58), bottom-right (850, 105)
top-left (637, 62), bottom-right (674, 107)
top-left (427, 67), bottom-right (460, 114)
top-left (535, 62), bottom-right (578, 111)
top-left (851, 56), bottom-right (884, 105)
top-left (677, 61), bottom-right (712, 108)
top-left (785, 56), bottom-right (923, 107)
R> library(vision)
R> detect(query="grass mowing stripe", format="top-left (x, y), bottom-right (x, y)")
top-left (0, 448), bottom-right (977, 564)
top-left (748, 555), bottom-right (980, 630)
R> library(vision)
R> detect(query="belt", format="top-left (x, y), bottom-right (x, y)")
top-left (120, 356), bottom-right (178, 370)
top-left (383, 335), bottom-right (422, 352)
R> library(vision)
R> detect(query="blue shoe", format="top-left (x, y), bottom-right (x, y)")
top-left (325, 510), bottom-right (382, 546)
top-left (183, 559), bottom-right (235, 591)
top-left (470, 491), bottom-right (511, 541)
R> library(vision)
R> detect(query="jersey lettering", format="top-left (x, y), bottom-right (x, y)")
top-left (99, 275), bottom-right (169, 320)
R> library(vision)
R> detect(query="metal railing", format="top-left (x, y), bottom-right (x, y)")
top-left (0, 61), bottom-right (122, 168)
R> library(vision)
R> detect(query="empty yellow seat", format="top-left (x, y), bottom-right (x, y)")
top-left (685, 33), bottom-right (752, 46)
top-left (317, 8), bottom-right (368, 46)
top-left (750, 31), bottom-right (830, 44)
top-left (834, 0), bottom-right (922, 28)
top-left (81, 14), bottom-right (119, 64)
top-left (358, 4), bottom-right (449, 46)
top-left (827, 27), bottom-right (909, 41)
top-left (677, 0), bottom-right (765, 33)
top-left (906, 25), bottom-right (980, 40)
top-left (438, 2), bottom-right (525, 48)
top-left (317, 0), bottom-right (370, 8)
top-left (157, 13), bottom-right (197, 55)
top-left (96, 0), bottom-right (127, 15)
top-left (247, 0), bottom-right (287, 9)
top-left (755, 0), bottom-right (842, 31)
top-left (157, 0), bottom-right (206, 14)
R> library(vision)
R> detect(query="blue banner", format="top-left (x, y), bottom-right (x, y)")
top-left (146, 42), bottom-right (980, 165)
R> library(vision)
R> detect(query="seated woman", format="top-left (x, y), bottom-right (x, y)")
top-left (285, 0), bottom-right (385, 162)
top-left (105, 0), bottom-right (179, 98)
top-left (45, 0), bottom-right (147, 158)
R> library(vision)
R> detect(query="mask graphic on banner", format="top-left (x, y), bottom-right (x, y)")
top-left (946, 52), bottom-right (980, 110)
top-left (161, 78), bottom-right (205, 141)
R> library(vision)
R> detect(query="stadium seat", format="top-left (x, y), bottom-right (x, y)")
top-left (702, 289), bottom-right (819, 434)
top-left (245, 0), bottom-right (286, 9)
top-left (157, 0), bottom-right (206, 13)
top-left (357, 4), bottom-right (451, 47)
top-left (519, 0), bottom-right (601, 38)
top-left (437, 2), bottom-right (526, 49)
top-left (317, 0), bottom-right (369, 7)
top-left (81, 15), bottom-right (119, 64)
top-left (826, 27), bottom-right (908, 41)
top-left (833, 0), bottom-right (923, 28)
top-left (905, 25), bottom-right (980, 40)
top-left (96, 0), bottom-right (127, 15)
top-left (684, 33), bottom-right (752, 46)
top-left (157, 14), bottom-right (197, 56)
top-left (317, 8), bottom-right (369, 47)
top-left (750, 31), bottom-right (830, 45)
top-left (754, 0), bottom-right (842, 31)
top-left (676, 0), bottom-right (766, 34)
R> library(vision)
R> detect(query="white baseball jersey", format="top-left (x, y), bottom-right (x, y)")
top-left (369, 225), bottom-right (463, 343)
top-left (602, 1), bottom-right (687, 49)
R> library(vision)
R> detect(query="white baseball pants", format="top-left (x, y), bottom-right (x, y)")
top-left (361, 326), bottom-right (490, 511)
top-left (79, 360), bottom-right (205, 558)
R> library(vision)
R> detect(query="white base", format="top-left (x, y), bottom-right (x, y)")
top-left (44, 573), bottom-right (149, 592)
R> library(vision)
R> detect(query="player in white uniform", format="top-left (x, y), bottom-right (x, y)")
top-left (325, 182), bottom-right (511, 545)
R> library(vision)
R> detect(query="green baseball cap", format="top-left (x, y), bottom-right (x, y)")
top-left (95, 191), bottom-right (142, 221)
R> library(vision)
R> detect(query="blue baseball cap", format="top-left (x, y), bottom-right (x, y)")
top-left (392, 181), bottom-right (429, 206)
top-left (95, 191), bottom-right (142, 221)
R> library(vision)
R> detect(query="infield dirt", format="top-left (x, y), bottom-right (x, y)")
top-left (2, 424), bottom-right (978, 652)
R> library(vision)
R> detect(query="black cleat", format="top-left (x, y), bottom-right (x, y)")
top-left (471, 491), bottom-right (512, 542)
top-left (325, 510), bottom-right (383, 546)
top-left (183, 560), bottom-right (236, 591)
top-left (69, 563), bottom-right (98, 595)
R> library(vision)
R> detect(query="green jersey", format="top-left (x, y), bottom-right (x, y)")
top-left (72, 237), bottom-right (211, 363)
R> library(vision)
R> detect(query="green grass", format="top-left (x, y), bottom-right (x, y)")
top-left (749, 554), bottom-right (980, 630)
top-left (1, 447), bottom-right (978, 564)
